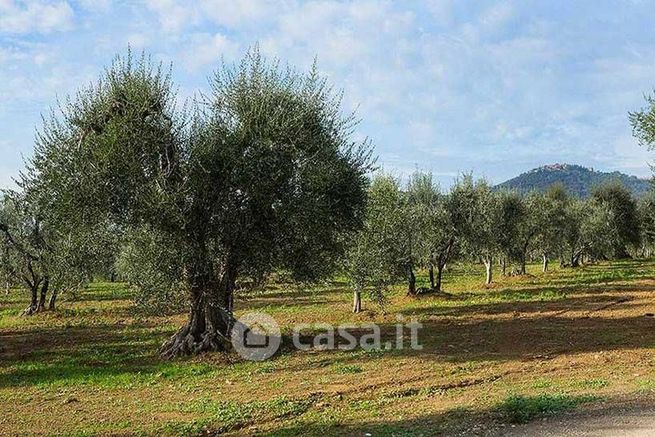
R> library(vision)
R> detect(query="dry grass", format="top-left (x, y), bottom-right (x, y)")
top-left (2, 259), bottom-right (655, 435)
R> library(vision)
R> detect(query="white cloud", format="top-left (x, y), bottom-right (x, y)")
top-left (144, 0), bottom-right (200, 33)
top-left (76, 0), bottom-right (110, 13)
top-left (126, 32), bottom-right (150, 49)
top-left (2, 1), bottom-right (655, 188)
top-left (479, 2), bottom-right (514, 31)
top-left (0, 0), bottom-right (74, 34)
top-left (144, 0), bottom-right (273, 32)
top-left (182, 32), bottom-right (238, 71)
top-left (200, 0), bottom-right (273, 28)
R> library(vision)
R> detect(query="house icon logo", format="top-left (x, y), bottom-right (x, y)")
top-left (231, 312), bottom-right (281, 361)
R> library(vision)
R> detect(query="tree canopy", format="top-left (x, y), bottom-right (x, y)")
top-left (21, 49), bottom-right (373, 357)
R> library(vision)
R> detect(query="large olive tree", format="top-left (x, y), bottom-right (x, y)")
top-left (24, 50), bottom-right (372, 357)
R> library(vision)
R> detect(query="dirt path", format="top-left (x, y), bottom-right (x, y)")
top-left (496, 398), bottom-right (655, 436)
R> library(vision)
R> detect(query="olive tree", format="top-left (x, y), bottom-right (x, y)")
top-left (450, 176), bottom-right (501, 285)
top-left (495, 190), bottom-right (525, 275)
top-left (513, 192), bottom-right (543, 275)
top-left (581, 200), bottom-right (620, 262)
top-left (637, 189), bottom-right (655, 257)
top-left (591, 181), bottom-right (640, 258)
top-left (631, 92), bottom-right (655, 257)
top-left (0, 191), bottom-right (104, 313)
top-left (533, 184), bottom-right (569, 271)
top-left (0, 192), bottom-right (50, 314)
top-left (406, 171), bottom-right (455, 292)
top-left (24, 50), bottom-right (372, 357)
top-left (560, 198), bottom-right (618, 266)
top-left (346, 174), bottom-right (404, 312)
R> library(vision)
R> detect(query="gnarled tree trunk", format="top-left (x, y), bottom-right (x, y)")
top-left (518, 257), bottom-right (526, 275)
top-left (37, 277), bottom-right (49, 312)
top-left (160, 260), bottom-right (238, 359)
top-left (433, 238), bottom-right (453, 292)
top-left (571, 251), bottom-right (581, 268)
top-left (542, 253), bottom-right (549, 272)
top-left (24, 284), bottom-right (38, 315)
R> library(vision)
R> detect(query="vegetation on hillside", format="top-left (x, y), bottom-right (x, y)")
top-left (496, 163), bottom-right (651, 198)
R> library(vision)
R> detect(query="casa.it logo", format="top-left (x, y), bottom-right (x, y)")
top-left (231, 312), bottom-right (282, 361)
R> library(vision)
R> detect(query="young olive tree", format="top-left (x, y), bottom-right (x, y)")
top-left (405, 172), bottom-right (455, 292)
top-left (495, 190), bottom-right (525, 275)
top-left (637, 189), bottom-right (655, 257)
top-left (450, 176), bottom-right (501, 285)
top-left (591, 181), bottom-right (640, 258)
top-left (346, 175), bottom-right (404, 312)
top-left (560, 198), bottom-right (618, 266)
top-left (532, 184), bottom-right (569, 271)
top-left (0, 191), bottom-right (104, 313)
top-left (25, 50), bottom-right (372, 357)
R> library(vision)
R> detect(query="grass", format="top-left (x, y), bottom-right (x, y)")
top-left (498, 393), bottom-right (598, 424)
top-left (2, 259), bottom-right (655, 435)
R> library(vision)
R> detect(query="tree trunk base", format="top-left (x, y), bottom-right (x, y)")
top-left (412, 287), bottom-right (454, 298)
top-left (23, 304), bottom-right (54, 316)
top-left (160, 325), bottom-right (231, 359)
top-left (23, 305), bottom-right (38, 316)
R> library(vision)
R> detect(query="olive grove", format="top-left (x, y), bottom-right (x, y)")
top-left (346, 171), bottom-right (649, 311)
top-left (3, 47), bottom-right (654, 355)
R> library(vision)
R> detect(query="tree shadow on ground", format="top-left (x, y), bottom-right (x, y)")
top-left (0, 322), bottom-right (176, 388)
top-left (4, 286), bottom-right (655, 388)
top-left (3, 262), bottom-right (655, 389)
top-left (247, 391), bottom-right (624, 436)
top-left (408, 287), bottom-right (654, 318)
top-left (241, 285), bottom-right (349, 309)
top-left (265, 406), bottom-right (488, 436)
top-left (274, 296), bottom-right (655, 372)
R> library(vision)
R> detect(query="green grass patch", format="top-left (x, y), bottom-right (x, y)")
top-left (498, 393), bottom-right (598, 424)
top-left (334, 363), bottom-right (364, 374)
top-left (577, 379), bottom-right (610, 390)
top-left (168, 396), bottom-right (316, 434)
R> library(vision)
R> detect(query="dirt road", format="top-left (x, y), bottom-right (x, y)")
top-left (497, 398), bottom-right (655, 436)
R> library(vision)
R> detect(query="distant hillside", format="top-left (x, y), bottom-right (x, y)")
top-left (496, 163), bottom-right (652, 198)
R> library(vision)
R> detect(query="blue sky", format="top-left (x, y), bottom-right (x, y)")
top-left (2, 0), bottom-right (655, 189)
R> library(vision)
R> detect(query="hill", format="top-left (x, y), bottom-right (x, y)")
top-left (496, 163), bottom-right (652, 197)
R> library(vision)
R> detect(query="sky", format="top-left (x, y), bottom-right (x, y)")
top-left (2, 0), bottom-right (655, 189)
